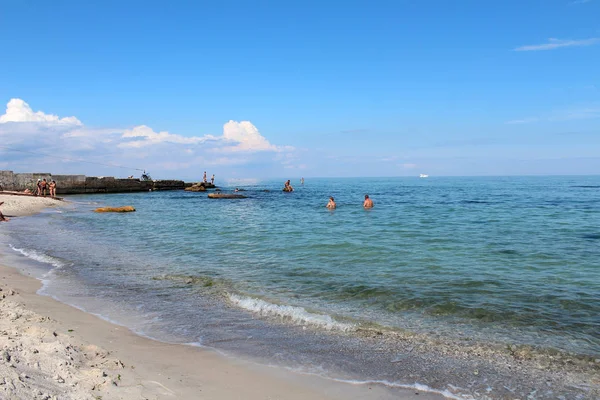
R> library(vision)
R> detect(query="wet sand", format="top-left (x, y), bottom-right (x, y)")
top-left (0, 264), bottom-right (442, 400)
top-left (0, 194), bottom-right (440, 399)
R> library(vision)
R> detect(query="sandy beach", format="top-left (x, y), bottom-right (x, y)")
top-left (0, 193), bottom-right (65, 218)
top-left (0, 196), bottom-right (440, 400)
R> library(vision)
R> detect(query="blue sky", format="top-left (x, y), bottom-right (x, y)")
top-left (0, 0), bottom-right (599, 180)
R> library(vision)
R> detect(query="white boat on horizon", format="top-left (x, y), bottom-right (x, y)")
top-left (419, 174), bottom-right (429, 178)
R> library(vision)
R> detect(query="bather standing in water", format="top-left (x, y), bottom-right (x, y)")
top-left (284, 180), bottom-right (294, 192)
top-left (326, 197), bottom-right (336, 209)
top-left (363, 194), bottom-right (373, 208)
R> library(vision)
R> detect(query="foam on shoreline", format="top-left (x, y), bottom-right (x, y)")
top-left (228, 293), bottom-right (355, 332)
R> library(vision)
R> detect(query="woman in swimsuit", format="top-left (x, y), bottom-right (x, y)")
top-left (49, 180), bottom-right (56, 197)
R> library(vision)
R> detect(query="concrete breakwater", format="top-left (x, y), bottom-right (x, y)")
top-left (0, 170), bottom-right (186, 194)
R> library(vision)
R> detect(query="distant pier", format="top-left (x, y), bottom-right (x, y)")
top-left (0, 170), bottom-right (186, 194)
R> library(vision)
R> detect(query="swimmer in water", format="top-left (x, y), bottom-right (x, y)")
top-left (363, 194), bottom-right (373, 208)
top-left (326, 196), bottom-right (336, 209)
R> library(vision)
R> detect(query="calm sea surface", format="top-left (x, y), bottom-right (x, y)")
top-left (1, 176), bottom-right (599, 398)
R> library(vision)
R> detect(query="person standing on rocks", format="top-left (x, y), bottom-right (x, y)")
top-left (211, 174), bottom-right (215, 185)
top-left (203, 171), bottom-right (207, 183)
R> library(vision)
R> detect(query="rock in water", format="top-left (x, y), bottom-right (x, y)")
top-left (184, 185), bottom-right (206, 192)
top-left (94, 206), bottom-right (136, 213)
top-left (207, 193), bottom-right (247, 199)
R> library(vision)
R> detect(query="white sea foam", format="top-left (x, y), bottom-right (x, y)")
top-left (228, 294), bottom-right (354, 332)
top-left (258, 362), bottom-right (475, 400)
top-left (330, 379), bottom-right (475, 400)
top-left (320, 377), bottom-right (475, 399)
top-left (9, 244), bottom-right (66, 272)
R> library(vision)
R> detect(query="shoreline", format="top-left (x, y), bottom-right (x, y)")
top-left (0, 262), bottom-right (439, 400)
top-left (1, 190), bottom-right (599, 399)
top-left (0, 195), bottom-right (438, 399)
top-left (0, 193), bottom-right (66, 217)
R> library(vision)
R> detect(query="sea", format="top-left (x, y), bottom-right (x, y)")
top-left (1, 176), bottom-right (599, 399)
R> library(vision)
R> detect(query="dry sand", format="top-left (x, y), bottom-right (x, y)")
top-left (0, 196), bottom-right (442, 400)
top-left (0, 194), bottom-right (65, 217)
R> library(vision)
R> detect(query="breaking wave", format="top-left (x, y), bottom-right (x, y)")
top-left (228, 294), bottom-right (355, 332)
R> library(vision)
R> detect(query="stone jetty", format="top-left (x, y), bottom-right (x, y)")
top-left (0, 170), bottom-right (185, 195)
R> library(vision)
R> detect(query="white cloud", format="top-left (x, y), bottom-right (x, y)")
top-left (0, 98), bottom-right (82, 125)
top-left (220, 120), bottom-right (278, 152)
top-left (401, 163), bottom-right (417, 169)
top-left (0, 98), bottom-right (294, 178)
top-left (119, 125), bottom-right (217, 148)
top-left (569, 0), bottom-right (591, 4)
top-left (514, 37), bottom-right (600, 51)
top-left (118, 120), bottom-right (289, 154)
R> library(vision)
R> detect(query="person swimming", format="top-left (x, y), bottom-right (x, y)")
top-left (363, 194), bottom-right (373, 208)
top-left (283, 180), bottom-right (294, 192)
top-left (326, 196), bottom-right (336, 209)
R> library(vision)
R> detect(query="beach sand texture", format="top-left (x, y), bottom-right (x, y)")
top-left (0, 196), bottom-right (438, 400)
top-left (0, 194), bottom-right (64, 217)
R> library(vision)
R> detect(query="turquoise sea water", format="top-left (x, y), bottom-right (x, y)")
top-left (1, 176), bottom-right (599, 398)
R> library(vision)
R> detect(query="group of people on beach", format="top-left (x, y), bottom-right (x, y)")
top-left (35, 178), bottom-right (56, 197)
top-left (203, 171), bottom-right (215, 185)
top-left (326, 194), bottom-right (373, 209)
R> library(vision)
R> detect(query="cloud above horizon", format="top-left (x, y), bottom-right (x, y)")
top-left (0, 99), bottom-right (82, 125)
top-left (514, 37), bottom-right (600, 51)
top-left (119, 125), bottom-right (218, 148)
top-left (0, 98), bottom-right (292, 178)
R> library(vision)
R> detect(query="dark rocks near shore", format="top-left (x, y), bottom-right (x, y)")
top-left (207, 193), bottom-right (247, 199)
top-left (185, 182), bottom-right (217, 192)
top-left (185, 185), bottom-right (206, 192)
